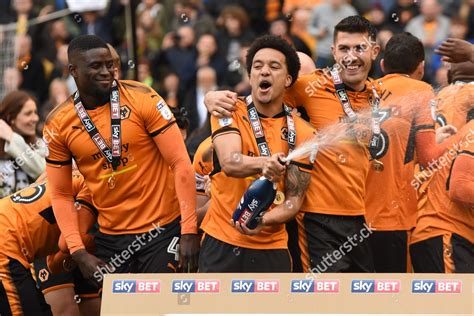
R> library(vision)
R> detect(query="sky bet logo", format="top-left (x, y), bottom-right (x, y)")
top-left (172, 280), bottom-right (220, 293)
top-left (351, 280), bottom-right (400, 293)
top-left (232, 280), bottom-right (279, 293)
top-left (112, 280), bottom-right (161, 293)
top-left (291, 279), bottom-right (339, 293)
top-left (412, 280), bottom-right (461, 293)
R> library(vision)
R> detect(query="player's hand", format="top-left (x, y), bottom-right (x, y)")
top-left (178, 234), bottom-right (200, 272)
top-left (203, 175), bottom-right (211, 197)
top-left (435, 38), bottom-right (474, 63)
top-left (229, 218), bottom-right (265, 236)
top-left (436, 124), bottom-right (457, 144)
top-left (262, 153), bottom-right (286, 183)
top-left (72, 249), bottom-right (106, 288)
top-left (204, 90), bottom-right (237, 118)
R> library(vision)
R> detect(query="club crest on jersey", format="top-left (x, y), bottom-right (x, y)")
top-left (218, 117), bottom-right (233, 127)
top-left (156, 100), bottom-right (172, 121)
top-left (38, 268), bottom-right (49, 282)
top-left (120, 105), bottom-right (131, 120)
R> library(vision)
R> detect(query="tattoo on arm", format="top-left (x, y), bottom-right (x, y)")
top-left (285, 164), bottom-right (311, 197)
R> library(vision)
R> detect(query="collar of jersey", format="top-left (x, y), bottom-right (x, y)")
top-left (257, 110), bottom-right (287, 118)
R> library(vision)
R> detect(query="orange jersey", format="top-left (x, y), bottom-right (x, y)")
top-left (365, 74), bottom-right (435, 230)
top-left (203, 99), bottom-right (315, 249)
top-left (193, 137), bottom-right (213, 195)
top-left (411, 121), bottom-right (474, 245)
top-left (285, 69), bottom-right (374, 216)
top-left (0, 174), bottom-right (93, 268)
top-left (45, 80), bottom-right (183, 235)
top-left (434, 83), bottom-right (474, 131)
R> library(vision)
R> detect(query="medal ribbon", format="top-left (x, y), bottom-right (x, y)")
top-left (73, 80), bottom-right (122, 171)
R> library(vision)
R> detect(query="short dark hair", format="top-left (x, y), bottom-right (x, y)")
top-left (383, 32), bottom-right (424, 75)
top-left (246, 35), bottom-right (300, 86)
top-left (334, 15), bottom-right (377, 43)
top-left (67, 35), bottom-right (109, 60)
top-left (171, 106), bottom-right (190, 131)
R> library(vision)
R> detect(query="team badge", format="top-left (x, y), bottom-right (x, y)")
top-left (38, 268), bottom-right (49, 282)
top-left (218, 117), bottom-right (233, 127)
top-left (120, 105), bottom-right (131, 120)
top-left (156, 100), bottom-right (172, 121)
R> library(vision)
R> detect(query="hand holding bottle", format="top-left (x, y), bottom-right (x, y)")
top-left (262, 153), bottom-right (287, 183)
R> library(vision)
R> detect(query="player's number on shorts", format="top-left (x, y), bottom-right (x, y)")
top-left (168, 236), bottom-right (180, 261)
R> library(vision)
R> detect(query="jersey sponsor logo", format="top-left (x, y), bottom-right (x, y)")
top-left (412, 280), bottom-right (461, 293)
top-left (156, 100), bottom-right (172, 121)
top-left (291, 279), bottom-right (339, 293)
top-left (351, 280), bottom-right (400, 293)
top-left (113, 280), bottom-right (136, 293)
top-left (218, 117), bottom-right (233, 127)
top-left (172, 280), bottom-right (220, 293)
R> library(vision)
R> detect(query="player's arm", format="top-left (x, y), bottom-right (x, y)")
top-left (204, 90), bottom-right (238, 118)
top-left (152, 123), bottom-right (200, 271)
top-left (448, 151), bottom-right (474, 205)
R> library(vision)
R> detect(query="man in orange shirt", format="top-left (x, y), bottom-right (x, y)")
top-left (206, 16), bottom-right (381, 272)
top-left (44, 35), bottom-right (199, 286)
top-left (199, 35), bottom-right (315, 272)
top-left (410, 62), bottom-right (474, 273)
top-left (364, 32), bottom-right (460, 272)
top-left (0, 174), bottom-right (96, 316)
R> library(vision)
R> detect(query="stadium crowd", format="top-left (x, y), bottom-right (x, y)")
top-left (0, 0), bottom-right (473, 315)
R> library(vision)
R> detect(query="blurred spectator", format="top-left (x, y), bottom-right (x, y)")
top-left (3, 68), bottom-right (22, 96)
top-left (137, 59), bottom-right (159, 91)
top-left (283, 0), bottom-right (322, 13)
top-left (158, 72), bottom-right (180, 108)
top-left (153, 25), bottom-right (196, 91)
top-left (308, 0), bottom-right (358, 68)
top-left (0, 90), bottom-right (45, 198)
top-left (291, 7), bottom-right (316, 57)
top-left (386, 0), bottom-right (420, 33)
top-left (49, 43), bottom-right (77, 93)
top-left (16, 34), bottom-right (48, 103)
top-left (463, 0), bottom-right (474, 41)
top-left (183, 66), bottom-right (218, 133)
top-left (269, 15), bottom-right (312, 56)
top-left (366, 3), bottom-right (386, 29)
top-left (222, 41), bottom-right (251, 95)
top-left (170, 0), bottom-right (215, 37)
top-left (406, 0), bottom-right (451, 82)
top-left (38, 78), bottom-right (69, 134)
top-left (215, 5), bottom-right (255, 69)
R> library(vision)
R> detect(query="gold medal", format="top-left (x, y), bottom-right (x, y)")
top-left (108, 174), bottom-right (116, 190)
top-left (274, 191), bottom-right (285, 205)
top-left (373, 159), bottom-right (384, 172)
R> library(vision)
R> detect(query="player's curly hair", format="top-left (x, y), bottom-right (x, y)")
top-left (246, 34), bottom-right (301, 87)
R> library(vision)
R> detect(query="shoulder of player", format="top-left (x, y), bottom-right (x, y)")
top-left (44, 95), bottom-right (74, 126)
top-left (293, 115), bottom-right (316, 137)
top-left (118, 80), bottom-right (162, 102)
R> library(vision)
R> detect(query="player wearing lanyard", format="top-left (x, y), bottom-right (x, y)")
top-left (44, 35), bottom-right (199, 287)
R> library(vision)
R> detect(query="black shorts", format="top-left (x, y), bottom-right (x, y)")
top-left (198, 234), bottom-right (292, 272)
top-left (368, 230), bottom-right (410, 272)
top-left (410, 233), bottom-right (474, 273)
top-left (34, 257), bottom-right (99, 299)
top-left (94, 216), bottom-right (181, 277)
top-left (297, 212), bottom-right (375, 273)
top-left (0, 254), bottom-right (52, 316)
top-left (286, 219), bottom-right (303, 272)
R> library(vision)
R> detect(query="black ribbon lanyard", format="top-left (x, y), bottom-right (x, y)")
top-left (330, 69), bottom-right (381, 160)
top-left (245, 95), bottom-right (296, 157)
top-left (73, 80), bottom-right (122, 170)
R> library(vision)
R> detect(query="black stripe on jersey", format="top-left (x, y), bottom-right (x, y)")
top-left (45, 158), bottom-right (72, 166)
top-left (404, 119), bottom-right (417, 164)
top-left (76, 199), bottom-right (98, 217)
top-left (39, 207), bottom-right (56, 224)
top-left (211, 127), bottom-right (240, 139)
top-left (289, 160), bottom-right (313, 171)
top-left (459, 150), bottom-right (474, 157)
top-left (209, 149), bottom-right (222, 177)
top-left (149, 120), bottom-right (176, 137)
top-left (415, 124), bottom-right (435, 131)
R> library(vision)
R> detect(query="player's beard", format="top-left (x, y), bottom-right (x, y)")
top-left (93, 86), bottom-right (111, 106)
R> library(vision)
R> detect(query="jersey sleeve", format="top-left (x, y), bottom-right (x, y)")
top-left (43, 114), bottom-right (72, 166)
top-left (290, 117), bottom-right (316, 173)
top-left (72, 172), bottom-right (97, 218)
top-left (140, 90), bottom-right (177, 137)
top-left (210, 103), bottom-right (241, 139)
top-left (414, 86), bottom-right (436, 132)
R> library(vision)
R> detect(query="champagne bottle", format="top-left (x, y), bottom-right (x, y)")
top-left (232, 176), bottom-right (277, 229)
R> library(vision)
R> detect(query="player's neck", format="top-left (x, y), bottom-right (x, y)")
top-left (253, 98), bottom-right (284, 118)
top-left (79, 92), bottom-right (109, 109)
top-left (344, 81), bottom-right (365, 92)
